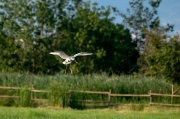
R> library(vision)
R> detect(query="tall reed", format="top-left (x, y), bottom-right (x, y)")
top-left (0, 72), bottom-right (175, 108)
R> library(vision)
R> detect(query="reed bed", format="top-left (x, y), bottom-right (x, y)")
top-left (0, 72), bottom-right (176, 108)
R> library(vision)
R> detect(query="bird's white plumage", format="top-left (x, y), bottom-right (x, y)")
top-left (50, 51), bottom-right (92, 64)
top-left (49, 51), bottom-right (92, 74)
top-left (73, 52), bottom-right (92, 57)
top-left (63, 60), bottom-right (71, 65)
top-left (50, 51), bottom-right (70, 59)
top-left (50, 51), bottom-right (92, 74)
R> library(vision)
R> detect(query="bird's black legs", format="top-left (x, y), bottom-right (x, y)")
top-left (65, 64), bottom-right (73, 75)
top-left (65, 64), bottom-right (68, 74)
top-left (70, 64), bottom-right (73, 74)
top-left (75, 59), bottom-right (78, 63)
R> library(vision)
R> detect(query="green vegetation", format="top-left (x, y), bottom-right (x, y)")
top-left (0, 0), bottom-right (139, 74)
top-left (0, 0), bottom-right (180, 84)
top-left (1, 72), bottom-right (180, 108)
top-left (0, 1), bottom-right (180, 117)
top-left (20, 86), bottom-right (31, 107)
top-left (0, 106), bottom-right (180, 119)
top-left (0, 72), bottom-right (171, 93)
top-left (146, 35), bottom-right (180, 84)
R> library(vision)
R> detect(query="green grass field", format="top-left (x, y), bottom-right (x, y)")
top-left (0, 106), bottom-right (180, 119)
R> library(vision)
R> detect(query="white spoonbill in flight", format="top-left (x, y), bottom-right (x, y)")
top-left (50, 51), bottom-right (92, 74)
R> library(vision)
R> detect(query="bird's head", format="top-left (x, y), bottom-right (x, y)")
top-left (70, 56), bottom-right (78, 63)
top-left (70, 56), bottom-right (75, 61)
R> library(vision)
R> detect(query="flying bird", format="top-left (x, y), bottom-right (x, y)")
top-left (50, 51), bottom-right (92, 74)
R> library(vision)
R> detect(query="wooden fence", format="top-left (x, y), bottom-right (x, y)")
top-left (68, 89), bottom-right (180, 107)
top-left (0, 86), bottom-right (49, 102)
top-left (1, 86), bottom-right (180, 107)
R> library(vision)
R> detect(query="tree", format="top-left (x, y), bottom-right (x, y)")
top-left (120, 0), bottom-right (173, 49)
top-left (60, 1), bottom-right (139, 74)
top-left (0, 0), bottom-right (83, 74)
top-left (119, 0), bottom-right (173, 74)
top-left (146, 34), bottom-right (180, 84)
top-left (0, 0), bottom-right (139, 74)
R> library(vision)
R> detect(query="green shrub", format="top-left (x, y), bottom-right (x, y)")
top-left (49, 81), bottom-right (69, 107)
top-left (20, 86), bottom-right (31, 107)
top-left (69, 92), bottom-right (86, 109)
top-left (0, 98), bottom-right (19, 107)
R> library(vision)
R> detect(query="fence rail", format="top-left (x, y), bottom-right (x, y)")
top-left (0, 86), bottom-right (20, 90)
top-left (150, 93), bottom-right (180, 97)
top-left (1, 86), bottom-right (180, 107)
top-left (109, 94), bottom-right (150, 97)
top-left (0, 95), bottom-right (20, 98)
top-left (0, 86), bottom-right (48, 102)
top-left (68, 90), bottom-right (110, 94)
top-left (68, 89), bottom-right (180, 107)
top-left (31, 89), bottom-right (49, 93)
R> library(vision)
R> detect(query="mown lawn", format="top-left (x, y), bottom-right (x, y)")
top-left (0, 106), bottom-right (180, 119)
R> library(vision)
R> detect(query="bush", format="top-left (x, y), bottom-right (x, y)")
top-left (20, 86), bottom-right (31, 107)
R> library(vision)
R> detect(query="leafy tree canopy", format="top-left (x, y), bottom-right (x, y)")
top-left (119, 0), bottom-right (177, 77)
top-left (120, 0), bottom-right (173, 50)
top-left (146, 34), bottom-right (180, 84)
top-left (0, 0), bottom-right (139, 74)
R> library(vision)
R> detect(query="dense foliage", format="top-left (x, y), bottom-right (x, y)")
top-left (146, 35), bottom-right (180, 84)
top-left (0, 72), bottom-right (178, 108)
top-left (0, 0), bottom-right (180, 83)
top-left (120, 0), bottom-right (173, 50)
top-left (0, 0), bottom-right (139, 74)
top-left (119, 0), bottom-right (180, 84)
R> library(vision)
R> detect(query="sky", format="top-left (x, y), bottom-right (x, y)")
top-left (84, 0), bottom-right (180, 35)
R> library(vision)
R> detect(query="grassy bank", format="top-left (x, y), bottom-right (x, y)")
top-left (0, 106), bottom-right (180, 119)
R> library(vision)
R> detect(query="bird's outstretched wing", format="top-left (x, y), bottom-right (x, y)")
top-left (74, 52), bottom-right (92, 57)
top-left (50, 51), bottom-right (70, 59)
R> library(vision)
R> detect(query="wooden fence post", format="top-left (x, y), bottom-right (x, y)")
top-left (149, 90), bottom-right (152, 106)
top-left (172, 84), bottom-right (174, 95)
top-left (68, 90), bottom-right (72, 104)
top-left (31, 85), bottom-right (34, 101)
top-left (171, 84), bottom-right (174, 104)
top-left (108, 89), bottom-right (111, 106)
